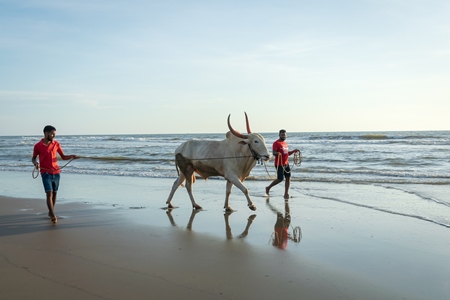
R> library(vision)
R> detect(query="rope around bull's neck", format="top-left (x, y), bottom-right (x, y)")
top-left (32, 158), bottom-right (75, 179)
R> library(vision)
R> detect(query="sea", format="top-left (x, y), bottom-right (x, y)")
top-left (1, 130), bottom-right (450, 228)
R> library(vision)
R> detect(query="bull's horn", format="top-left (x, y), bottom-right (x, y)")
top-left (244, 112), bottom-right (252, 133)
top-left (228, 114), bottom-right (248, 139)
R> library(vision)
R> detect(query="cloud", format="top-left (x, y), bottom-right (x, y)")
top-left (17, 0), bottom-right (111, 12)
top-left (0, 90), bottom-right (127, 109)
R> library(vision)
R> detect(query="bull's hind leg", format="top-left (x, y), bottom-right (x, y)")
top-left (166, 174), bottom-right (185, 208)
top-left (184, 166), bottom-right (202, 210)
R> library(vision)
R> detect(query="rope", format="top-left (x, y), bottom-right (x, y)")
top-left (30, 149), bottom-right (300, 180)
top-left (264, 150), bottom-right (302, 180)
top-left (268, 225), bottom-right (303, 245)
top-left (31, 154), bottom-right (256, 180)
top-left (281, 150), bottom-right (302, 173)
top-left (176, 155), bottom-right (254, 161)
top-left (291, 226), bottom-right (302, 243)
top-left (32, 158), bottom-right (75, 179)
top-left (30, 153), bottom-right (253, 179)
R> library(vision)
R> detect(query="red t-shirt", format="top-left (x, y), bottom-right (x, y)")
top-left (33, 139), bottom-right (64, 174)
top-left (272, 139), bottom-right (289, 166)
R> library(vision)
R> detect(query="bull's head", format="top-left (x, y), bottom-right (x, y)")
top-left (228, 112), bottom-right (270, 162)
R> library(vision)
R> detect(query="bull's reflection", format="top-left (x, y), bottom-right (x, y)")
top-left (165, 208), bottom-right (202, 230)
top-left (224, 212), bottom-right (256, 240)
top-left (266, 199), bottom-right (302, 249)
top-left (165, 209), bottom-right (257, 240)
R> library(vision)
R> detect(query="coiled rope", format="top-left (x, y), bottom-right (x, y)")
top-left (32, 158), bottom-right (75, 179)
top-left (269, 225), bottom-right (303, 245)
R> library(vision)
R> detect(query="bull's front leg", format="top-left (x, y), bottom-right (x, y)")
top-left (224, 180), bottom-right (234, 212)
top-left (238, 214), bottom-right (257, 238)
top-left (226, 176), bottom-right (256, 211)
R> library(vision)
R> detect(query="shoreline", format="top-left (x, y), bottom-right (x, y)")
top-left (1, 171), bottom-right (450, 299)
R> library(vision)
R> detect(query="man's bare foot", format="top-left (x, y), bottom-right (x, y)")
top-left (51, 216), bottom-right (58, 224)
top-left (265, 187), bottom-right (270, 197)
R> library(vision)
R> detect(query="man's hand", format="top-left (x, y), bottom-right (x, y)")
top-left (32, 157), bottom-right (39, 169)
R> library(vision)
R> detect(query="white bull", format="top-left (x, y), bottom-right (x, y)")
top-left (166, 113), bottom-right (270, 212)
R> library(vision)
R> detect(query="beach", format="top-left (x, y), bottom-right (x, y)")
top-left (3, 0), bottom-right (450, 297)
top-left (1, 171), bottom-right (449, 299)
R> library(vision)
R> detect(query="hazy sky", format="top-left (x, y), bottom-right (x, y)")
top-left (1, 0), bottom-right (449, 135)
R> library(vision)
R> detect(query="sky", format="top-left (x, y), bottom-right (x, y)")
top-left (0, 0), bottom-right (449, 135)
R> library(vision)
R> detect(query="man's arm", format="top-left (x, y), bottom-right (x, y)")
top-left (31, 155), bottom-right (38, 168)
top-left (288, 149), bottom-right (300, 155)
top-left (58, 144), bottom-right (80, 160)
top-left (272, 141), bottom-right (281, 157)
top-left (60, 153), bottom-right (80, 160)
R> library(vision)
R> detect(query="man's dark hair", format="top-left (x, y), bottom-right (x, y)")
top-left (43, 125), bottom-right (56, 133)
top-left (279, 129), bottom-right (286, 134)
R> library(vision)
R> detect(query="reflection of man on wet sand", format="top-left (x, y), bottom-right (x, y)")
top-left (266, 200), bottom-right (302, 249)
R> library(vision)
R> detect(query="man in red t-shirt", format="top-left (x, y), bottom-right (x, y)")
top-left (32, 125), bottom-right (79, 224)
top-left (265, 129), bottom-right (300, 199)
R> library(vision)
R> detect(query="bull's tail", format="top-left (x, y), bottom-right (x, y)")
top-left (175, 160), bottom-right (180, 176)
top-left (174, 159), bottom-right (185, 187)
top-left (175, 154), bottom-right (196, 186)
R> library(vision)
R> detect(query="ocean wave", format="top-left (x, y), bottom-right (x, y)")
top-left (361, 134), bottom-right (388, 140)
top-left (298, 167), bottom-right (450, 179)
top-left (301, 131), bottom-right (450, 143)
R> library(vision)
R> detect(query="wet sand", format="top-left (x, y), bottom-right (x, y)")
top-left (1, 173), bottom-right (450, 299)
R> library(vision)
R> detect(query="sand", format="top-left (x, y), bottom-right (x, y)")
top-left (1, 172), bottom-right (450, 299)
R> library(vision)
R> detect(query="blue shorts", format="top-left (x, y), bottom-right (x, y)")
top-left (276, 165), bottom-right (291, 181)
top-left (41, 173), bottom-right (60, 192)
